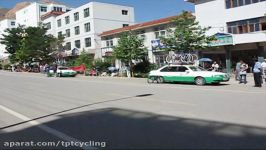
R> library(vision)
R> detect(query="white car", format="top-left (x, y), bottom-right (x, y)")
top-left (56, 66), bottom-right (77, 77)
top-left (148, 65), bottom-right (230, 85)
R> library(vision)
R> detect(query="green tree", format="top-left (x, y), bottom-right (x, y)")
top-left (75, 50), bottom-right (93, 69)
top-left (113, 31), bottom-right (147, 76)
top-left (1, 26), bottom-right (60, 64)
top-left (160, 11), bottom-right (215, 53)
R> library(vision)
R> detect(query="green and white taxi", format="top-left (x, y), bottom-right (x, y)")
top-left (148, 65), bottom-right (230, 85)
top-left (56, 66), bottom-right (77, 77)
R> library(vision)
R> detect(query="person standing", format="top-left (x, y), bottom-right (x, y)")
top-left (261, 59), bottom-right (266, 83)
top-left (235, 60), bottom-right (241, 81)
top-left (211, 61), bottom-right (219, 72)
top-left (253, 58), bottom-right (262, 87)
top-left (239, 61), bottom-right (248, 84)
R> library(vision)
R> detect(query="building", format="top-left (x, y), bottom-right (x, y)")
top-left (0, 1), bottom-right (134, 61)
top-left (15, 1), bottom-right (72, 27)
top-left (186, 0), bottom-right (266, 73)
top-left (100, 16), bottom-right (177, 68)
top-left (42, 2), bottom-right (135, 58)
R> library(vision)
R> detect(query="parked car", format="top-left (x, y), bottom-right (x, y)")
top-left (56, 66), bottom-right (77, 77)
top-left (147, 64), bottom-right (230, 85)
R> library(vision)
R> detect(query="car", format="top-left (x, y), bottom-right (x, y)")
top-left (56, 66), bottom-right (77, 77)
top-left (147, 64), bottom-right (230, 85)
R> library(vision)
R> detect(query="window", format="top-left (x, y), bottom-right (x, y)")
top-left (66, 29), bottom-right (70, 37)
top-left (40, 6), bottom-right (47, 12)
top-left (245, 0), bottom-right (251, 4)
top-left (106, 40), bottom-right (113, 47)
top-left (177, 66), bottom-right (188, 72)
top-left (84, 23), bottom-right (90, 32)
top-left (155, 30), bottom-right (166, 39)
top-left (122, 10), bottom-right (128, 15)
top-left (74, 12), bottom-right (79, 21)
top-left (65, 42), bottom-right (71, 50)
top-left (75, 40), bottom-right (80, 48)
top-left (74, 26), bottom-right (80, 35)
top-left (53, 7), bottom-right (62, 12)
top-left (84, 8), bottom-right (90, 18)
top-left (44, 22), bottom-right (51, 29)
top-left (123, 24), bottom-right (129, 27)
top-left (226, 0), bottom-right (265, 9)
top-left (11, 21), bottom-right (15, 26)
top-left (58, 31), bottom-right (62, 38)
top-left (160, 66), bottom-right (178, 72)
top-left (227, 17), bottom-right (265, 34)
top-left (57, 19), bottom-right (61, 27)
top-left (66, 9), bottom-right (71, 12)
top-left (65, 16), bottom-right (70, 24)
top-left (85, 37), bottom-right (91, 47)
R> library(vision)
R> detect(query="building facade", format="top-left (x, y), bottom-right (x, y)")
top-left (100, 16), bottom-right (177, 68)
top-left (186, 0), bottom-right (266, 73)
top-left (16, 1), bottom-right (72, 27)
top-left (42, 2), bottom-right (135, 58)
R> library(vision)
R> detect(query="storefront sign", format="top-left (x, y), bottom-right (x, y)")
top-left (209, 33), bottom-right (233, 47)
top-left (151, 39), bottom-right (166, 52)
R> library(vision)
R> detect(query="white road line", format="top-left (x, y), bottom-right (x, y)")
top-left (0, 105), bottom-right (96, 150)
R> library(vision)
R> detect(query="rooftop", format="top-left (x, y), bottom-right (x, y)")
top-left (100, 15), bottom-right (178, 37)
top-left (41, 11), bottom-right (65, 20)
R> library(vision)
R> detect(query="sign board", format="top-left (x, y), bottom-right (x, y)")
top-left (209, 33), bottom-right (233, 47)
top-left (151, 39), bottom-right (166, 52)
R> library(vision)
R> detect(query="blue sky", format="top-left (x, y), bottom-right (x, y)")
top-left (0, 0), bottom-right (194, 23)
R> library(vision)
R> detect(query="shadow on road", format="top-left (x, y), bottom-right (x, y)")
top-left (1, 107), bottom-right (266, 149)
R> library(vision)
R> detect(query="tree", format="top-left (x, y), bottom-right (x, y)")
top-left (113, 31), bottom-right (147, 76)
top-left (75, 50), bottom-right (93, 69)
top-left (1, 26), bottom-right (59, 64)
top-left (160, 11), bottom-right (215, 53)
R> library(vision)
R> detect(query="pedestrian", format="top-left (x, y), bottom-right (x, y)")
top-left (125, 65), bottom-right (131, 78)
top-left (235, 60), bottom-right (241, 81)
top-left (211, 61), bottom-right (219, 72)
top-left (239, 61), bottom-right (248, 84)
top-left (253, 58), bottom-right (262, 87)
top-left (261, 59), bottom-right (266, 83)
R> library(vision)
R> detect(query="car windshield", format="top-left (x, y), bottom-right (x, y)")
top-left (189, 66), bottom-right (205, 71)
top-left (58, 67), bottom-right (69, 70)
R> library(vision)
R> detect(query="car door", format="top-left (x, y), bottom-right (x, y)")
top-left (160, 66), bottom-right (181, 82)
top-left (177, 66), bottom-right (194, 82)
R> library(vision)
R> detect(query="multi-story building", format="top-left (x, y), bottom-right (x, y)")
top-left (186, 0), bottom-right (266, 72)
top-left (100, 16), bottom-right (177, 68)
top-left (42, 2), bottom-right (135, 58)
top-left (15, 1), bottom-right (72, 27)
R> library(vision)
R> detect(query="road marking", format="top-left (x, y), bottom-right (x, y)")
top-left (0, 105), bottom-right (96, 150)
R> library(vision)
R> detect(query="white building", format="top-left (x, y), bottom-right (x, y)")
top-left (186, 0), bottom-right (266, 72)
top-left (42, 2), bottom-right (135, 58)
top-left (100, 16), bottom-right (177, 68)
top-left (0, 19), bottom-right (16, 60)
top-left (16, 1), bottom-right (72, 27)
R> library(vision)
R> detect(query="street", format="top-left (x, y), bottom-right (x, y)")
top-left (0, 71), bottom-right (266, 149)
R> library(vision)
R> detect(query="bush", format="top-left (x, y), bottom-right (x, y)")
top-left (3, 64), bottom-right (11, 70)
top-left (133, 61), bottom-right (157, 74)
top-left (94, 59), bottom-right (112, 71)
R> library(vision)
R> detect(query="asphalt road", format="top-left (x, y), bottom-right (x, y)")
top-left (0, 71), bottom-right (266, 149)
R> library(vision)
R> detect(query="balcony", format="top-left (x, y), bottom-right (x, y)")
top-left (101, 47), bottom-right (113, 57)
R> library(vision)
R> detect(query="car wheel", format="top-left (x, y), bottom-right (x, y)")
top-left (157, 76), bottom-right (164, 84)
top-left (195, 77), bottom-right (205, 86)
top-left (147, 76), bottom-right (156, 83)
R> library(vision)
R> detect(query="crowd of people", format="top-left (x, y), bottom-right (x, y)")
top-left (235, 58), bottom-right (266, 87)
